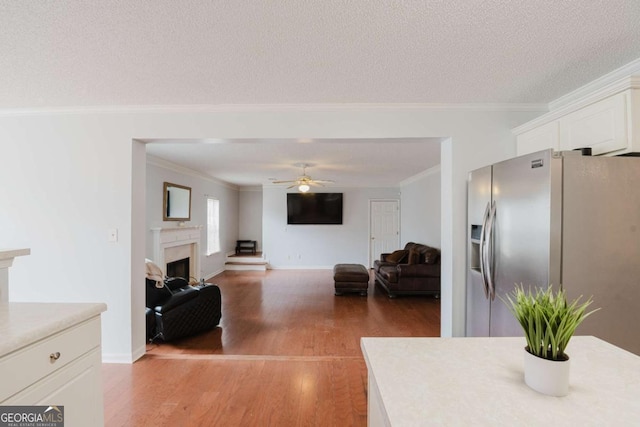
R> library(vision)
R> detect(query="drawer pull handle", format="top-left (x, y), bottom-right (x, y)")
top-left (49, 352), bottom-right (61, 361)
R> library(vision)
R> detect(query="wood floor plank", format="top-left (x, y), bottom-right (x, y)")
top-left (103, 269), bottom-right (440, 426)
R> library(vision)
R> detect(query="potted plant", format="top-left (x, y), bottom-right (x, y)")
top-left (501, 284), bottom-right (599, 396)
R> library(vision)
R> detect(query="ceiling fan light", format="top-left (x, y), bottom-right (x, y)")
top-left (298, 184), bottom-right (310, 193)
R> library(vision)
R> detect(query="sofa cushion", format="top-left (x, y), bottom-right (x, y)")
top-left (398, 263), bottom-right (441, 278)
top-left (403, 242), bottom-right (417, 251)
top-left (386, 250), bottom-right (408, 263)
top-left (423, 248), bottom-right (439, 264)
top-left (405, 243), bottom-right (441, 265)
top-left (408, 248), bottom-right (420, 265)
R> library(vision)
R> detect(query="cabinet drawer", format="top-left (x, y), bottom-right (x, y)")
top-left (0, 317), bottom-right (101, 402)
top-left (5, 348), bottom-right (104, 426)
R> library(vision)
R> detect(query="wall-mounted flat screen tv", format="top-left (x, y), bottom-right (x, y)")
top-left (287, 193), bottom-right (343, 225)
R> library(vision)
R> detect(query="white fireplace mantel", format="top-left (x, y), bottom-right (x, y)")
top-left (0, 248), bottom-right (30, 302)
top-left (150, 226), bottom-right (202, 282)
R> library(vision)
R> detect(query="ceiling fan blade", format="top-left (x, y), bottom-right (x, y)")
top-left (273, 165), bottom-right (335, 187)
top-left (286, 184), bottom-right (297, 189)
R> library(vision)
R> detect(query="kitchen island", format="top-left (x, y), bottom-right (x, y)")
top-left (361, 336), bottom-right (640, 426)
top-left (0, 302), bottom-right (107, 426)
top-left (0, 247), bottom-right (107, 425)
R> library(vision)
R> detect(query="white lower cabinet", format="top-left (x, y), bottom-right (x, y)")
top-left (5, 349), bottom-right (103, 426)
top-left (0, 313), bottom-right (104, 427)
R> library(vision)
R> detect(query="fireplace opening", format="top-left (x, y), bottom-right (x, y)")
top-left (167, 257), bottom-right (190, 280)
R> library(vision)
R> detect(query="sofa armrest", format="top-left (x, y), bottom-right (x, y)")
top-left (373, 259), bottom-right (396, 272)
top-left (380, 253), bottom-right (392, 262)
top-left (194, 283), bottom-right (222, 304)
top-left (165, 276), bottom-right (190, 292)
top-left (397, 263), bottom-right (441, 278)
top-left (155, 286), bottom-right (199, 313)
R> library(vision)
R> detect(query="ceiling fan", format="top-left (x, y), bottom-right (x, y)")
top-left (272, 163), bottom-right (334, 192)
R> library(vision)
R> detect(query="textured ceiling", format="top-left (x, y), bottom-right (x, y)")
top-left (2, 1), bottom-right (640, 108)
top-left (4, 1), bottom-right (640, 187)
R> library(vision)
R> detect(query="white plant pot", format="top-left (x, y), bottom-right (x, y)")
top-left (523, 348), bottom-right (570, 397)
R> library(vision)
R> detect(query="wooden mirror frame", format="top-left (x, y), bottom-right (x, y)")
top-left (163, 182), bottom-right (192, 221)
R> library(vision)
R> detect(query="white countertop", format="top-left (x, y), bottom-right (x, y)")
top-left (0, 302), bottom-right (107, 357)
top-left (0, 248), bottom-right (30, 262)
top-left (361, 336), bottom-right (640, 426)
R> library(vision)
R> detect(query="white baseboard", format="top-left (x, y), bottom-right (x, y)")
top-left (225, 263), bottom-right (267, 271)
top-left (102, 344), bottom-right (146, 364)
top-left (132, 344), bottom-right (146, 362)
top-left (268, 265), bottom-right (334, 270)
top-left (204, 268), bottom-right (225, 280)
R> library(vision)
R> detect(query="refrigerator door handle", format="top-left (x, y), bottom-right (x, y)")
top-left (485, 201), bottom-right (497, 300)
top-left (479, 202), bottom-right (491, 298)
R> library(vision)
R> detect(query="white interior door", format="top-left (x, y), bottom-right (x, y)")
top-left (369, 200), bottom-right (400, 267)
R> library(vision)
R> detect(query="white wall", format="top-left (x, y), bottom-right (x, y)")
top-left (400, 166), bottom-right (441, 248)
top-left (146, 160), bottom-right (239, 279)
top-left (0, 114), bottom-right (139, 362)
top-left (263, 186), bottom-right (400, 268)
top-left (239, 188), bottom-right (263, 252)
top-left (0, 106), bottom-right (540, 362)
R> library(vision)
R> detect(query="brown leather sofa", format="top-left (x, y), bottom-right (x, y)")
top-left (373, 242), bottom-right (441, 298)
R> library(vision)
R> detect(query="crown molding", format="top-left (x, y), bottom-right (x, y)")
top-left (513, 57), bottom-right (640, 135)
top-left (146, 154), bottom-right (238, 190)
top-left (513, 75), bottom-right (640, 135)
top-left (549, 74), bottom-right (640, 116)
top-left (0, 102), bottom-right (548, 117)
top-left (238, 186), bottom-right (263, 192)
top-left (400, 165), bottom-right (441, 187)
top-left (262, 183), bottom-right (401, 190)
top-left (549, 58), bottom-right (640, 111)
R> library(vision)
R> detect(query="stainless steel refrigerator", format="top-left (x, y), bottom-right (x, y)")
top-left (466, 149), bottom-right (640, 356)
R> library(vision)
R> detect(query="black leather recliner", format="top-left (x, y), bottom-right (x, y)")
top-left (145, 277), bottom-right (222, 342)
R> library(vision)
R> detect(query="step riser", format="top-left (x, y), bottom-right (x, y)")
top-left (225, 252), bottom-right (268, 271)
top-left (225, 264), bottom-right (268, 271)
top-left (228, 257), bottom-right (265, 263)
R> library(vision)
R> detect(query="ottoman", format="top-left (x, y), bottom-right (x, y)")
top-left (333, 264), bottom-right (369, 296)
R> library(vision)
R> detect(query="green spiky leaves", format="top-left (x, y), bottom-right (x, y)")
top-left (501, 285), bottom-right (599, 361)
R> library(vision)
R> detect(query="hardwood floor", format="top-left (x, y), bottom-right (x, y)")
top-left (103, 269), bottom-right (440, 426)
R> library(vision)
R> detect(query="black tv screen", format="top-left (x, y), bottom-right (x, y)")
top-left (287, 193), bottom-right (343, 225)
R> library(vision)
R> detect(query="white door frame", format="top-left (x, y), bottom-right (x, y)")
top-left (368, 199), bottom-right (401, 268)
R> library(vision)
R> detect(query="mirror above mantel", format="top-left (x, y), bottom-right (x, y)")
top-left (163, 182), bottom-right (192, 221)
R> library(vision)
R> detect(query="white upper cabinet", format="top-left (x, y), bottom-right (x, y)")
top-left (514, 86), bottom-right (639, 157)
top-left (559, 92), bottom-right (628, 155)
top-left (516, 121), bottom-right (559, 156)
